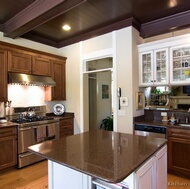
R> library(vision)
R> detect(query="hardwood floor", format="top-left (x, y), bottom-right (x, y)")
top-left (168, 173), bottom-right (190, 189)
top-left (0, 160), bottom-right (189, 189)
top-left (0, 161), bottom-right (48, 189)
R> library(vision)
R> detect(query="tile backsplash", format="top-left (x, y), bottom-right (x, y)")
top-left (0, 85), bottom-right (66, 117)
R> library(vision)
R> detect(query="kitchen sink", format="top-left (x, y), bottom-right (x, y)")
top-left (178, 124), bottom-right (190, 127)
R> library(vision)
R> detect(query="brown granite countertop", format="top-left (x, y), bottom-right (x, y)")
top-left (46, 112), bottom-right (74, 120)
top-left (28, 130), bottom-right (167, 183)
top-left (0, 122), bottom-right (18, 128)
top-left (134, 120), bottom-right (190, 130)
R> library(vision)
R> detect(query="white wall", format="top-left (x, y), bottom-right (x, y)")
top-left (57, 43), bottom-right (81, 134)
top-left (58, 27), bottom-right (142, 134)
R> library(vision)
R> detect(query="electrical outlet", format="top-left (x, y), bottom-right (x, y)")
top-left (161, 112), bottom-right (167, 116)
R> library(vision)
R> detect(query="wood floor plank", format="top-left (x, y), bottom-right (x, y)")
top-left (168, 173), bottom-right (190, 189)
top-left (0, 160), bottom-right (48, 189)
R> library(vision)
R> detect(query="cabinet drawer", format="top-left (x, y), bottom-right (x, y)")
top-left (168, 128), bottom-right (190, 139)
top-left (60, 119), bottom-right (73, 126)
top-left (60, 125), bottom-right (73, 132)
top-left (0, 127), bottom-right (17, 138)
top-left (60, 130), bottom-right (73, 138)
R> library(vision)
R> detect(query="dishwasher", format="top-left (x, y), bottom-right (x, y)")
top-left (134, 123), bottom-right (166, 138)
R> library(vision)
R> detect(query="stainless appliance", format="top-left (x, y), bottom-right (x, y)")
top-left (9, 106), bottom-right (59, 168)
top-left (8, 72), bottom-right (56, 86)
top-left (134, 123), bottom-right (166, 138)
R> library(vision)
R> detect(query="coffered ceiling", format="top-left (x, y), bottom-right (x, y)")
top-left (0, 0), bottom-right (190, 48)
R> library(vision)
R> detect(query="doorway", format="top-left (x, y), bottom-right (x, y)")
top-left (85, 57), bottom-right (113, 131)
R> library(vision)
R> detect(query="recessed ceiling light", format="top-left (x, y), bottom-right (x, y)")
top-left (62, 25), bottom-right (71, 31)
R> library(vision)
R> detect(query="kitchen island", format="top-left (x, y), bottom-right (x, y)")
top-left (28, 130), bottom-right (167, 189)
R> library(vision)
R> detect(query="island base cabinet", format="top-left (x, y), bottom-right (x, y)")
top-left (135, 144), bottom-right (167, 189)
top-left (135, 156), bottom-right (155, 189)
top-left (47, 145), bottom-right (167, 189)
top-left (48, 160), bottom-right (92, 189)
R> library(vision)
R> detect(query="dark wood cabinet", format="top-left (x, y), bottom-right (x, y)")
top-left (0, 41), bottom-right (67, 101)
top-left (0, 49), bottom-right (8, 101)
top-left (32, 56), bottom-right (51, 76)
top-left (8, 51), bottom-right (52, 76)
top-left (0, 126), bottom-right (17, 170)
top-left (45, 59), bottom-right (66, 101)
top-left (59, 118), bottom-right (73, 138)
top-left (8, 51), bottom-right (32, 74)
top-left (167, 128), bottom-right (190, 177)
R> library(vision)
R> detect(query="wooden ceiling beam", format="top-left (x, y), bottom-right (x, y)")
top-left (3, 0), bottom-right (86, 39)
top-left (140, 10), bottom-right (190, 38)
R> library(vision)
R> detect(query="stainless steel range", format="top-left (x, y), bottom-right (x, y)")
top-left (8, 106), bottom-right (59, 168)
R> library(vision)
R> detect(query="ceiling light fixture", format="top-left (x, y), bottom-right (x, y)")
top-left (168, 0), bottom-right (177, 8)
top-left (62, 25), bottom-right (71, 31)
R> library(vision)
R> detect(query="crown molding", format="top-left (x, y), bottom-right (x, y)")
top-left (140, 10), bottom-right (190, 38)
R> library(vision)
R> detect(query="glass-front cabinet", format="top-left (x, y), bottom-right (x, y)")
top-left (139, 48), bottom-right (168, 86)
top-left (170, 45), bottom-right (190, 84)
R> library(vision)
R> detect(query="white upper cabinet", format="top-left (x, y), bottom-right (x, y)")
top-left (170, 44), bottom-right (190, 84)
top-left (138, 33), bottom-right (190, 86)
top-left (139, 48), bottom-right (169, 86)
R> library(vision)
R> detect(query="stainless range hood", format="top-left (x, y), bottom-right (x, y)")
top-left (8, 73), bottom-right (56, 87)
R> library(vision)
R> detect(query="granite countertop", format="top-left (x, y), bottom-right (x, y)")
top-left (46, 112), bottom-right (74, 120)
top-left (0, 112), bottom-right (74, 128)
top-left (28, 130), bottom-right (167, 183)
top-left (134, 120), bottom-right (190, 130)
top-left (0, 122), bottom-right (18, 128)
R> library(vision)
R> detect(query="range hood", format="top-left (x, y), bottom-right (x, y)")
top-left (8, 73), bottom-right (56, 87)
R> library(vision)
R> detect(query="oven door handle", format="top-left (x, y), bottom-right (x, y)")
top-left (19, 152), bottom-right (33, 158)
top-left (18, 127), bottom-right (32, 131)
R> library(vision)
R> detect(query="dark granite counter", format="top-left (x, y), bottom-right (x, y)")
top-left (134, 119), bottom-right (190, 130)
top-left (46, 112), bottom-right (74, 120)
top-left (0, 122), bottom-right (18, 128)
top-left (28, 130), bottom-right (167, 183)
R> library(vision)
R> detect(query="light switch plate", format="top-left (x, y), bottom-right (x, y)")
top-left (120, 97), bottom-right (128, 106)
top-left (118, 110), bottom-right (125, 116)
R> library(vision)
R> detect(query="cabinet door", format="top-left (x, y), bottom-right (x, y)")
top-left (8, 51), bottom-right (32, 74)
top-left (168, 137), bottom-right (190, 177)
top-left (0, 49), bottom-right (8, 101)
top-left (45, 60), bottom-right (66, 101)
top-left (156, 145), bottom-right (167, 189)
top-left (32, 56), bottom-right (51, 76)
top-left (0, 127), bottom-right (17, 170)
top-left (170, 44), bottom-right (190, 84)
top-left (153, 48), bottom-right (169, 85)
top-left (135, 156), bottom-right (156, 189)
top-left (139, 51), bottom-right (154, 86)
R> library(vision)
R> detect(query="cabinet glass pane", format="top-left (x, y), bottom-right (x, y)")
top-left (172, 47), bottom-right (190, 81)
top-left (155, 50), bottom-right (166, 82)
top-left (143, 73), bottom-right (151, 83)
top-left (142, 53), bottom-right (151, 83)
